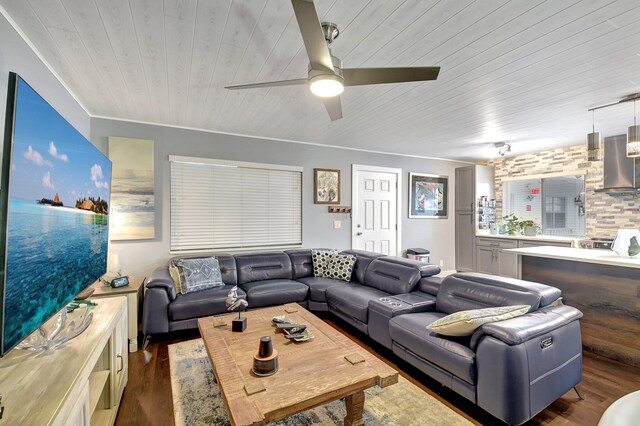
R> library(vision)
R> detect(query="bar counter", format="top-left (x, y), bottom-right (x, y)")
top-left (506, 246), bottom-right (640, 367)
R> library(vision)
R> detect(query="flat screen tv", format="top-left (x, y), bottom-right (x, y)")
top-left (0, 73), bottom-right (112, 356)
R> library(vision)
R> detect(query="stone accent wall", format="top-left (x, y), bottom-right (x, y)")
top-left (482, 144), bottom-right (640, 239)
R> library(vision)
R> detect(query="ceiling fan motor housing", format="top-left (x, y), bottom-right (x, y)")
top-left (308, 53), bottom-right (343, 80)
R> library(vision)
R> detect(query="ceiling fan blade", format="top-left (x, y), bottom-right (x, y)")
top-left (291, 0), bottom-right (334, 74)
top-left (321, 95), bottom-right (342, 121)
top-left (225, 78), bottom-right (308, 90)
top-left (343, 67), bottom-right (440, 87)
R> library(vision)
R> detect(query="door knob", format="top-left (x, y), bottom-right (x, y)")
top-left (356, 232), bottom-right (363, 236)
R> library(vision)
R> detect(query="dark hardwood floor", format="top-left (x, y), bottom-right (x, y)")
top-left (116, 315), bottom-right (640, 426)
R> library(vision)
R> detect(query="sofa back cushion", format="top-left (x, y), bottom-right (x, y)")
top-left (217, 255), bottom-right (238, 286)
top-left (285, 249), bottom-right (316, 279)
top-left (418, 276), bottom-right (443, 296)
top-left (340, 249), bottom-right (385, 284)
top-left (363, 258), bottom-right (421, 294)
top-left (235, 252), bottom-right (293, 284)
top-left (170, 254), bottom-right (237, 286)
top-left (435, 272), bottom-right (558, 314)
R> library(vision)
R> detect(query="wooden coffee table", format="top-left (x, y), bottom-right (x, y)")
top-left (198, 304), bottom-right (398, 426)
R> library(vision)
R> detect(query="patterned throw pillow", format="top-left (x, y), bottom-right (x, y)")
top-left (168, 263), bottom-right (183, 294)
top-left (311, 249), bottom-right (338, 277)
top-left (427, 305), bottom-right (530, 337)
top-left (172, 257), bottom-right (224, 294)
top-left (325, 253), bottom-right (356, 282)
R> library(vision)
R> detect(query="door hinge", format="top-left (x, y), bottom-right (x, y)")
top-left (395, 224), bottom-right (398, 230)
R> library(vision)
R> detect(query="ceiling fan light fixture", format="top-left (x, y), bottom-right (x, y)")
top-left (587, 109), bottom-right (602, 161)
top-left (494, 141), bottom-right (511, 157)
top-left (309, 75), bottom-right (344, 97)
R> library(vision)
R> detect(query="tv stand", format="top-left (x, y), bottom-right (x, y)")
top-left (16, 307), bottom-right (94, 353)
top-left (0, 298), bottom-right (128, 425)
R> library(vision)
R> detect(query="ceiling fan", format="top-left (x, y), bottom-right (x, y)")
top-left (225, 0), bottom-right (440, 121)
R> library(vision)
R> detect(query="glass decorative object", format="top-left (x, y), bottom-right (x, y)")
top-left (611, 229), bottom-right (640, 258)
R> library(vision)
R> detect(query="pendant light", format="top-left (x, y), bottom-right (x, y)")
top-left (628, 99), bottom-right (640, 157)
top-left (587, 109), bottom-right (602, 161)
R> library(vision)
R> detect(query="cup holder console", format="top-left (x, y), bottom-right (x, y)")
top-left (378, 297), bottom-right (402, 308)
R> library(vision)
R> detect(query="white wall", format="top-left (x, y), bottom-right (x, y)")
top-left (0, 12), bottom-right (90, 142)
top-left (91, 118), bottom-right (469, 276)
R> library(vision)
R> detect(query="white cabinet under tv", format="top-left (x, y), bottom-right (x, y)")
top-left (0, 297), bottom-right (127, 425)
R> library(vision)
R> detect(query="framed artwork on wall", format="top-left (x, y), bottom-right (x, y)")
top-left (314, 168), bottom-right (340, 204)
top-left (409, 172), bottom-right (448, 219)
top-left (108, 137), bottom-right (155, 240)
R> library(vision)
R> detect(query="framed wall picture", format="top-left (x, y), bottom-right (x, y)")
top-left (314, 168), bottom-right (340, 204)
top-left (409, 172), bottom-right (448, 218)
top-left (108, 137), bottom-right (155, 240)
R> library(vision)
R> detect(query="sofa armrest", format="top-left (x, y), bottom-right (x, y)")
top-left (471, 305), bottom-right (583, 349)
top-left (145, 266), bottom-right (177, 301)
top-left (368, 293), bottom-right (436, 349)
top-left (142, 287), bottom-right (171, 336)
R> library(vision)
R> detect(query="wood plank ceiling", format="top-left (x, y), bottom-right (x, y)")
top-left (2, 0), bottom-right (640, 161)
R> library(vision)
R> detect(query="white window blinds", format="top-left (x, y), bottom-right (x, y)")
top-left (170, 156), bottom-right (302, 252)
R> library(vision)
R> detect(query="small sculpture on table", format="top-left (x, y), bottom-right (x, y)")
top-left (226, 285), bottom-right (248, 332)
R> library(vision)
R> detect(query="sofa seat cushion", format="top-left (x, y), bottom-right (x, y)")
top-left (169, 285), bottom-right (245, 321)
top-left (297, 277), bottom-right (354, 302)
top-left (239, 279), bottom-right (308, 308)
top-left (389, 312), bottom-right (476, 385)
top-left (326, 285), bottom-right (389, 324)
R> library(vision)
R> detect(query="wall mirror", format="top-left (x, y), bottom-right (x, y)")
top-left (502, 172), bottom-right (586, 237)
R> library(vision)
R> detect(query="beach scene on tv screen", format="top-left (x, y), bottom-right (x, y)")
top-left (3, 78), bottom-right (112, 352)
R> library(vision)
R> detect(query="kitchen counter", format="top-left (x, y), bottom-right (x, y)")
top-left (508, 245), bottom-right (640, 367)
top-left (475, 231), bottom-right (576, 243)
top-left (506, 246), bottom-right (640, 269)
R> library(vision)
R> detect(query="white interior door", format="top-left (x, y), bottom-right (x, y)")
top-left (352, 165), bottom-right (401, 255)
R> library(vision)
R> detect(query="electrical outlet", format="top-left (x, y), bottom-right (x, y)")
top-left (439, 259), bottom-right (444, 267)
top-left (333, 220), bottom-right (341, 229)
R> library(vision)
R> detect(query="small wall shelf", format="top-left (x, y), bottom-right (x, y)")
top-left (328, 206), bottom-right (351, 213)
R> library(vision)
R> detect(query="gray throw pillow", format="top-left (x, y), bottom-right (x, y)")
top-left (172, 257), bottom-right (224, 294)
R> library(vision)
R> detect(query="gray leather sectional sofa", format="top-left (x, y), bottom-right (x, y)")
top-left (143, 249), bottom-right (583, 425)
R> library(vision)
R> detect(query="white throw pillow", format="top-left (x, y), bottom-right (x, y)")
top-left (427, 305), bottom-right (530, 337)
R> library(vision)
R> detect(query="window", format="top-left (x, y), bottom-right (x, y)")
top-left (502, 173), bottom-right (585, 237)
top-left (170, 156), bottom-right (302, 252)
top-left (544, 196), bottom-right (566, 229)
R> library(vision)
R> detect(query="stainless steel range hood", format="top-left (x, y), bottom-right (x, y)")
top-left (594, 134), bottom-right (640, 195)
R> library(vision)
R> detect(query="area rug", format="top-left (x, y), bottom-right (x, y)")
top-left (169, 338), bottom-right (473, 425)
